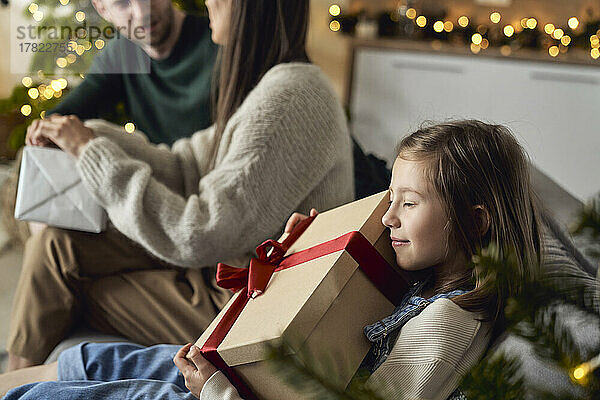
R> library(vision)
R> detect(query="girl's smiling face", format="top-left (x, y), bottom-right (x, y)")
top-left (382, 157), bottom-right (453, 272)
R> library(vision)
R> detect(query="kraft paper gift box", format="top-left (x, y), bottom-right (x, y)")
top-left (14, 146), bottom-right (107, 233)
top-left (195, 191), bottom-right (410, 400)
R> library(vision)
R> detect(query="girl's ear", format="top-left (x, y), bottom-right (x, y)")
top-left (472, 205), bottom-right (491, 237)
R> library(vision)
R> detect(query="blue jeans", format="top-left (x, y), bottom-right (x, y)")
top-left (2, 343), bottom-right (197, 400)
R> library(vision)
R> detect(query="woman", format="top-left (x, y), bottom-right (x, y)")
top-left (6, 0), bottom-right (353, 371)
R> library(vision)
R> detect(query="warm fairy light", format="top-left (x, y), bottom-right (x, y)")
top-left (443, 21), bottom-right (454, 32)
top-left (416, 16), bottom-right (427, 27)
top-left (21, 76), bottom-right (33, 87)
top-left (592, 48), bottom-right (600, 59)
top-left (526, 18), bottom-right (537, 29)
top-left (40, 111), bottom-right (46, 119)
top-left (66, 54), bottom-right (77, 63)
top-left (58, 78), bottom-right (68, 89)
top-left (544, 23), bottom-right (555, 34)
top-left (573, 365), bottom-right (588, 380)
top-left (503, 25), bottom-right (515, 37)
top-left (50, 80), bottom-right (62, 91)
top-left (490, 12), bottom-right (501, 24)
top-left (480, 38), bottom-right (489, 49)
top-left (520, 18), bottom-right (528, 29)
top-left (553, 28), bottom-right (564, 40)
top-left (329, 20), bottom-right (340, 32)
top-left (75, 45), bottom-right (85, 55)
top-left (568, 17), bottom-right (579, 30)
top-left (124, 123), bottom-right (136, 133)
top-left (32, 11), bottom-right (43, 21)
top-left (328, 4), bottom-right (340, 17)
top-left (458, 16), bottom-right (469, 28)
top-left (75, 11), bottom-right (85, 22)
top-left (84, 41), bottom-right (92, 50)
top-left (500, 45), bottom-right (512, 56)
top-left (471, 33), bottom-right (483, 45)
top-left (56, 57), bottom-right (67, 68)
top-left (59, 0), bottom-right (69, 4)
top-left (95, 39), bottom-right (105, 49)
top-left (433, 21), bottom-right (444, 33)
top-left (470, 43), bottom-right (481, 54)
top-left (28, 3), bottom-right (38, 13)
top-left (28, 88), bottom-right (39, 99)
top-left (43, 87), bottom-right (54, 99)
top-left (21, 105), bottom-right (32, 116)
top-left (561, 35), bottom-right (571, 46)
top-left (406, 8), bottom-right (417, 19)
top-left (591, 35), bottom-right (600, 47)
top-left (549, 45), bottom-right (560, 57)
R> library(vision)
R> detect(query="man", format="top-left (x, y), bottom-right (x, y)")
top-left (50, 0), bottom-right (217, 145)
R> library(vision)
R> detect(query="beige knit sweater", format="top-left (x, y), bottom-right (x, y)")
top-left (199, 298), bottom-right (491, 400)
top-left (77, 62), bottom-right (354, 268)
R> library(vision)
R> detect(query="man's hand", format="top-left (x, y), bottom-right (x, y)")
top-left (26, 114), bottom-right (95, 157)
top-left (284, 208), bottom-right (318, 234)
top-left (173, 343), bottom-right (217, 398)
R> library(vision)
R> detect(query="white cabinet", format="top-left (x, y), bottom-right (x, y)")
top-left (350, 47), bottom-right (600, 201)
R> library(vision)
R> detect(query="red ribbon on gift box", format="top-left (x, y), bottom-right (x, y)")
top-left (201, 216), bottom-right (408, 400)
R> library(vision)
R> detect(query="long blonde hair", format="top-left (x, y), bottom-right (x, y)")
top-left (397, 120), bottom-right (543, 323)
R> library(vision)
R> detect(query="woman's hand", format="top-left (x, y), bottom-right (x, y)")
top-left (173, 343), bottom-right (217, 398)
top-left (284, 208), bottom-right (318, 234)
top-left (26, 114), bottom-right (95, 158)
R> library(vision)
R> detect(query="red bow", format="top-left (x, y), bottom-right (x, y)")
top-left (216, 216), bottom-right (315, 299)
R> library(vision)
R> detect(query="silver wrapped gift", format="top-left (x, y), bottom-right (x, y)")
top-left (14, 146), bottom-right (107, 233)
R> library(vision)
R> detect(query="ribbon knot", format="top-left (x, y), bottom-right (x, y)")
top-left (216, 216), bottom-right (316, 300)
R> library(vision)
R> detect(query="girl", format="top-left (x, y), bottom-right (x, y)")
top-left (6, 0), bottom-right (353, 371)
top-left (1, 120), bottom-right (542, 399)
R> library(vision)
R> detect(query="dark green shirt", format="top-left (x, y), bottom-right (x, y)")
top-left (50, 15), bottom-right (218, 145)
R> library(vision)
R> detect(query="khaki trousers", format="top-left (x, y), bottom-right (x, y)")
top-left (7, 225), bottom-right (232, 364)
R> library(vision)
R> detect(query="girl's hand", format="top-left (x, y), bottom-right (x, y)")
top-left (284, 208), bottom-right (318, 233)
top-left (26, 114), bottom-right (95, 158)
top-left (173, 343), bottom-right (217, 398)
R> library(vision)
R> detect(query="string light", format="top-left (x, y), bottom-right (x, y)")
top-left (433, 21), bottom-right (444, 33)
top-left (560, 35), bottom-right (571, 46)
top-left (21, 105), bottom-right (32, 116)
top-left (59, 0), bottom-right (69, 4)
top-left (27, 3), bottom-right (38, 13)
top-left (405, 8), bottom-right (417, 20)
top-left (572, 354), bottom-right (600, 384)
top-left (329, 20), bottom-right (340, 32)
top-left (21, 77), bottom-right (33, 87)
top-left (32, 11), bottom-right (43, 21)
top-left (526, 18), bottom-right (537, 29)
top-left (568, 17), bottom-right (579, 30)
top-left (415, 16), bottom-right (427, 28)
top-left (549, 45), bottom-right (560, 57)
top-left (592, 48), bottom-right (600, 59)
top-left (458, 16), bottom-right (469, 28)
top-left (470, 43), bottom-right (481, 54)
top-left (56, 58), bottom-right (67, 68)
top-left (553, 28), bottom-right (564, 40)
top-left (329, 4), bottom-right (340, 17)
top-left (471, 33), bottom-right (483, 45)
top-left (520, 18), bottom-right (528, 29)
top-left (40, 111), bottom-right (46, 119)
top-left (443, 21), bottom-right (454, 32)
top-left (503, 25), bottom-right (515, 37)
top-left (75, 11), bottom-right (85, 22)
top-left (544, 23), bottom-right (555, 34)
top-left (50, 80), bottom-right (61, 91)
top-left (124, 123), bottom-right (136, 133)
top-left (480, 38), bottom-right (489, 49)
top-left (28, 88), bottom-right (39, 99)
top-left (95, 39), bottom-right (105, 49)
top-left (490, 12), bottom-right (501, 24)
top-left (58, 78), bottom-right (68, 89)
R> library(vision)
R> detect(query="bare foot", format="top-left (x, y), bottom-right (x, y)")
top-left (6, 354), bottom-right (37, 372)
top-left (1, 362), bottom-right (57, 397)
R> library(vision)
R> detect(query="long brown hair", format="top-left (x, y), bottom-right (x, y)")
top-left (397, 120), bottom-right (543, 324)
top-left (210, 0), bottom-right (311, 168)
